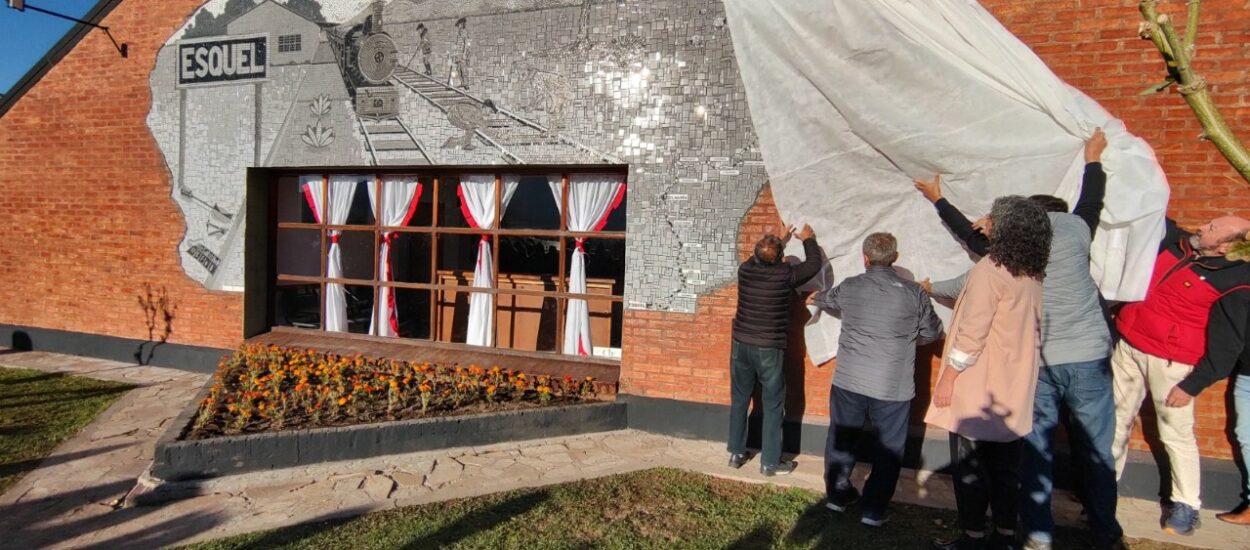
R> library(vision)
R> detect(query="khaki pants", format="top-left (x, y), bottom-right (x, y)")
top-left (1110, 340), bottom-right (1201, 509)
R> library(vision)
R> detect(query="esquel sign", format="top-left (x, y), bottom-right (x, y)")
top-left (178, 34), bottom-right (268, 88)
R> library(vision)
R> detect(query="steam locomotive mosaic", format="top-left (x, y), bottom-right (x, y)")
top-left (327, 2), bottom-right (400, 117)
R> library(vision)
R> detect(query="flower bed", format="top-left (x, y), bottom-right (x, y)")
top-left (187, 344), bottom-right (597, 440)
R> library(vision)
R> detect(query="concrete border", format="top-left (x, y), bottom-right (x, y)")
top-left (619, 392), bottom-right (1247, 511)
top-left (151, 388), bottom-right (627, 481)
top-left (0, 323), bottom-right (229, 373)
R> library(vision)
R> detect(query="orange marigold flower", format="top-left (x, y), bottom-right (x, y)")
top-left (338, 397), bottom-right (348, 406)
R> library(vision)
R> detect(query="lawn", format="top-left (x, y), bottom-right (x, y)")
top-left (0, 365), bottom-right (133, 494)
top-left (184, 468), bottom-right (1195, 550)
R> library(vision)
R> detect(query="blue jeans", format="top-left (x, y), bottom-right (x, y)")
top-left (1236, 374), bottom-right (1250, 502)
top-left (823, 386), bottom-right (911, 514)
top-left (727, 340), bottom-right (786, 466)
top-left (1020, 358), bottom-right (1123, 544)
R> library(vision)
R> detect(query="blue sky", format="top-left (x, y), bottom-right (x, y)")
top-left (1, 0), bottom-right (103, 96)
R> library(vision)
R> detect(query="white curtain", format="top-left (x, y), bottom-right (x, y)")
top-left (553, 175), bottom-right (626, 356)
top-left (367, 176), bottom-right (423, 337)
top-left (458, 174), bottom-right (519, 347)
top-left (300, 174), bottom-right (362, 333)
top-left (723, 0), bottom-right (1168, 303)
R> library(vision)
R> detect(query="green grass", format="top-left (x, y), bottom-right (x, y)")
top-left (183, 468), bottom-right (1195, 550)
top-left (0, 366), bottom-right (133, 494)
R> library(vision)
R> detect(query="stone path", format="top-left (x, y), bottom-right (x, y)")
top-left (1, 351), bottom-right (1245, 549)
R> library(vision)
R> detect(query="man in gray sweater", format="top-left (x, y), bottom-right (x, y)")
top-left (915, 130), bottom-right (1123, 550)
top-left (812, 232), bottom-right (944, 527)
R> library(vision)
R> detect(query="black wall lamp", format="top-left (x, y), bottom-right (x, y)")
top-left (8, 0), bottom-right (128, 58)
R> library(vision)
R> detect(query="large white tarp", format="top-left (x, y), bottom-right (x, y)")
top-left (723, 0), bottom-right (1170, 360)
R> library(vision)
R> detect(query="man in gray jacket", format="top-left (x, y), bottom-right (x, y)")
top-left (916, 130), bottom-right (1123, 550)
top-left (813, 232), bottom-right (943, 527)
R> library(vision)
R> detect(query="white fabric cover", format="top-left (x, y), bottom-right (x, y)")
top-left (300, 174), bottom-right (361, 333)
top-left (459, 174), bottom-right (520, 347)
top-left (723, 0), bottom-right (1170, 355)
top-left (367, 176), bottom-right (423, 337)
top-left (554, 175), bottom-right (626, 356)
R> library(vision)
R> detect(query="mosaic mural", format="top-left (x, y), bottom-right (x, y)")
top-left (147, 0), bottom-right (768, 312)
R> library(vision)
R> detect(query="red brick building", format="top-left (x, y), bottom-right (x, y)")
top-left (1, 0), bottom-right (1247, 508)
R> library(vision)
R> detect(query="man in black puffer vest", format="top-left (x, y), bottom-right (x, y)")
top-left (728, 223), bottom-right (823, 476)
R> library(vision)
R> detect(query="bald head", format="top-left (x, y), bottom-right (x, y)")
top-left (1194, 215), bottom-right (1250, 256)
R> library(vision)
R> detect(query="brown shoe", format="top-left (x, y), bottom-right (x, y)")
top-left (1216, 506), bottom-right (1250, 525)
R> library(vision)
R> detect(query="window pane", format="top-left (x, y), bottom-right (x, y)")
top-left (277, 175), bottom-right (318, 223)
top-left (343, 285), bottom-right (374, 334)
top-left (599, 188), bottom-right (627, 232)
top-left (389, 233), bottom-right (432, 284)
top-left (274, 283), bottom-right (320, 329)
top-left (436, 176), bottom-right (470, 228)
top-left (500, 176), bottom-right (560, 230)
top-left (388, 287), bottom-right (431, 340)
top-left (436, 234), bottom-right (481, 283)
top-left (498, 236), bottom-right (560, 280)
top-left (401, 175), bottom-right (436, 227)
top-left (344, 178), bottom-right (376, 226)
top-left (434, 286), bottom-right (473, 344)
top-left (496, 290), bottom-right (558, 352)
top-left (277, 229), bottom-right (321, 277)
top-left (337, 230), bottom-right (376, 281)
top-left (565, 238), bottom-right (626, 296)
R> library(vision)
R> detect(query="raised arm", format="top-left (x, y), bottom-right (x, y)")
top-left (1072, 128), bottom-right (1108, 235)
top-left (789, 225), bottom-right (824, 287)
top-left (915, 175), bottom-right (990, 257)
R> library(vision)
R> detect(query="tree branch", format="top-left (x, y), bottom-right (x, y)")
top-left (1138, 0), bottom-right (1250, 185)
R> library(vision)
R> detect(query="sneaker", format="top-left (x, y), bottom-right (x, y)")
top-left (825, 488), bottom-right (860, 512)
top-left (760, 460), bottom-right (797, 477)
top-left (860, 509), bottom-right (889, 527)
top-left (1163, 502), bottom-right (1200, 536)
top-left (1021, 538), bottom-right (1051, 550)
top-left (727, 453), bottom-right (748, 469)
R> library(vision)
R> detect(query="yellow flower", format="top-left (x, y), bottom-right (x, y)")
top-left (338, 397), bottom-right (348, 406)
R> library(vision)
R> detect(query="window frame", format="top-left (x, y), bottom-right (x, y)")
top-left (270, 167), bottom-right (628, 356)
top-left (277, 34), bottom-right (302, 53)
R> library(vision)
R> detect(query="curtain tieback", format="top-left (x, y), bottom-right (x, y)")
top-left (574, 237), bottom-right (586, 252)
top-left (480, 234), bottom-right (490, 244)
top-left (329, 232), bottom-right (341, 245)
top-left (381, 232), bottom-right (400, 246)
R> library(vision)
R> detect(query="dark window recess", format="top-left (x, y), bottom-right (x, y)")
top-left (278, 34), bottom-right (301, 53)
top-left (270, 170), bottom-right (628, 358)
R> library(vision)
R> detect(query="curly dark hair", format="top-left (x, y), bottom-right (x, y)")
top-left (987, 196), bottom-right (1051, 281)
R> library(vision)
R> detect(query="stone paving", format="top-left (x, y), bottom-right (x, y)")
top-left (0, 351), bottom-right (1244, 549)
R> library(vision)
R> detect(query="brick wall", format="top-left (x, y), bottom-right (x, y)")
top-left (0, 0), bottom-right (1246, 458)
top-left (622, 0), bottom-right (1250, 460)
top-left (0, 0), bottom-right (242, 349)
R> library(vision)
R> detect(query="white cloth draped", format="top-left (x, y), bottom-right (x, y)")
top-left (367, 176), bottom-right (423, 337)
top-left (553, 175), bottom-right (626, 356)
top-left (459, 174), bottom-right (519, 347)
top-left (300, 174), bottom-right (362, 333)
top-left (723, 0), bottom-right (1169, 359)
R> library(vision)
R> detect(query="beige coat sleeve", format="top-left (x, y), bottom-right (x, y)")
top-left (946, 266), bottom-right (1002, 371)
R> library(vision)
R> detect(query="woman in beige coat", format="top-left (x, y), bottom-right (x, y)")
top-left (926, 196), bottom-right (1051, 550)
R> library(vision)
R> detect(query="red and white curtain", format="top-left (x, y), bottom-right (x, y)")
top-left (458, 174), bottom-right (519, 347)
top-left (553, 174), bottom-right (626, 356)
top-left (367, 176), bottom-right (423, 337)
top-left (300, 174), bottom-right (361, 332)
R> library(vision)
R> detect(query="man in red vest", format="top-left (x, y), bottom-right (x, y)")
top-left (1112, 214), bottom-right (1250, 536)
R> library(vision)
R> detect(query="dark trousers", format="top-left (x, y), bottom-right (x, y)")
top-left (1020, 359), bottom-right (1122, 544)
top-left (823, 386), bottom-right (912, 514)
top-left (951, 434), bottom-right (1022, 533)
top-left (728, 340), bottom-right (786, 466)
